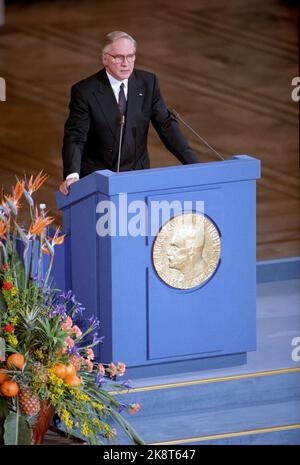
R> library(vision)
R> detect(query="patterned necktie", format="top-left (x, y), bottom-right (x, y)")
top-left (118, 82), bottom-right (126, 116)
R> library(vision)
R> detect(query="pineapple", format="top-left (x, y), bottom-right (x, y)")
top-left (19, 388), bottom-right (41, 416)
top-left (32, 361), bottom-right (49, 383)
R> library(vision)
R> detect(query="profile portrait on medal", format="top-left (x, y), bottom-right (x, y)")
top-left (152, 213), bottom-right (221, 290)
top-left (167, 220), bottom-right (207, 281)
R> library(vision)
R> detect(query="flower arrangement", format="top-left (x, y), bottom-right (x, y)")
top-left (0, 173), bottom-right (143, 445)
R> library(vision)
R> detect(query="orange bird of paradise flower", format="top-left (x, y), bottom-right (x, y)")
top-left (8, 179), bottom-right (26, 210)
top-left (28, 171), bottom-right (48, 195)
top-left (1, 179), bottom-right (25, 212)
top-left (42, 227), bottom-right (66, 254)
top-left (29, 215), bottom-right (54, 236)
top-left (0, 219), bottom-right (7, 240)
top-left (13, 179), bottom-right (25, 202)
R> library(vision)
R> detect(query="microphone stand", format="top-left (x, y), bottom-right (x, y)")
top-left (117, 115), bottom-right (125, 172)
top-left (171, 109), bottom-right (225, 161)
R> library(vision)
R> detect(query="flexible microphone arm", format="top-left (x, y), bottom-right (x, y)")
top-left (117, 115), bottom-right (125, 172)
top-left (171, 109), bottom-right (225, 161)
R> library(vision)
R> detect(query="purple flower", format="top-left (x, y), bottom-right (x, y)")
top-left (88, 316), bottom-right (100, 329)
top-left (52, 290), bottom-right (86, 318)
top-left (60, 290), bottom-right (73, 302)
top-left (67, 345), bottom-right (79, 355)
top-left (95, 374), bottom-right (107, 387)
top-left (52, 290), bottom-right (85, 317)
top-left (58, 290), bottom-right (78, 307)
top-left (117, 402), bottom-right (127, 413)
top-left (73, 304), bottom-right (85, 316)
top-left (93, 332), bottom-right (104, 345)
top-left (121, 380), bottom-right (132, 390)
top-left (49, 304), bottom-right (67, 319)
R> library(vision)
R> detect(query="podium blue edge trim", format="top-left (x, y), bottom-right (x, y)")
top-left (56, 155), bottom-right (261, 209)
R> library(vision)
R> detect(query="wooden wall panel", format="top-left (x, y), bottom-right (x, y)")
top-left (0, 0), bottom-right (298, 260)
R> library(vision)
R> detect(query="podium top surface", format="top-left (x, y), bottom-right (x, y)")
top-left (56, 155), bottom-right (261, 208)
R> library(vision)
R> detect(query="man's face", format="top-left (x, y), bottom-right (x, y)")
top-left (102, 38), bottom-right (136, 81)
top-left (167, 237), bottom-right (189, 271)
top-left (167, 226), bottom-right (205, 272)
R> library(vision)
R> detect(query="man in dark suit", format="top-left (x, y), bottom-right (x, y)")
top-left (59, 31), bottom-right (199, 195)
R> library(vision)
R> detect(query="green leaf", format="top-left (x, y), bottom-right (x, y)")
top-left (23, 189), bottom-right (34, 208)
top-left (108, 407), bottom-right (145, 445)
top-left (0, 337), bottom-right (6, 362)
top-left (12, 252), bottom-right (26, 289)
top-left (35, 318), bottom-right (68, 352)
top-left (0, 290), bottom-right (7, 312)
top-left (14, 222), bottom-right (29, 246)
top-left (86, 390), bottom-right (145, 445)
top-left (0, 397), bottom-right (9, 419)
top-left (3, 411), bottom-right (32, 445)
top-left (4, 196), bottom-right (17, 216)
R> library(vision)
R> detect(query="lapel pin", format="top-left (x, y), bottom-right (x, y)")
top-left (138, 93), bottom-right (143, 96)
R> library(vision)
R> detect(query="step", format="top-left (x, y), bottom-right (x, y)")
top-left (113, 370), bottom-right (300, 444)
top-left (118, 399), bottom-right (300, 445)
top-left (115, 370), bottom-right (300, 416)
top-left (178, 425), bottom-right (300, 445)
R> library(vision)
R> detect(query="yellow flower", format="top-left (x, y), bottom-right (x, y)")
top-left (7, 334), bottom-right (18, 347)
top-left (61, 409), bottom-right (74, 430)
top-left (49, 372), bottom-right (64, 386)
top-left (50, 394), bottom-right (58, 405)
top-left (91, 401), bottom-right (105, 411)
top-left (81, 422), bottom-right (93, 437)
top-left (34, 348), bottom-right (45, 361)
top-left (31, 382), bottom-right (40, 392)
top-left (72, 390), bottom-right (90, 402)
top-left (65, 419), bottom-right (74, 430)
top-left (103, 424), bottom-right (117, 439)
top-left (92, 418), bottom-right (102, 428)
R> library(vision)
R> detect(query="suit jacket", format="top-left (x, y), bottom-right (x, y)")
top-left (62, 68), bottom-right (199, 178)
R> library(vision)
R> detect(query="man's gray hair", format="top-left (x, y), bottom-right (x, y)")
top-left (102, 31), bottom-right (137, 54)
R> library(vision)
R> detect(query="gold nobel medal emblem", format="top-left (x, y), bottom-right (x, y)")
top-left (152, 213), bottom-right (221, 289)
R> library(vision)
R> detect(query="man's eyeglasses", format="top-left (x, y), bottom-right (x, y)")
top-left (105, 53), bottom-right (136, 64)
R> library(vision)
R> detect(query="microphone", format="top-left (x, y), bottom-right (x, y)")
top-left (171, 109), bottom-right (225, 161)
top-left (117, 115), bottom-right (125, 172)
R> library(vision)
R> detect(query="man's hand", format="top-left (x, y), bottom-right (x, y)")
top-left (59, 177), bottom-right (79, 196)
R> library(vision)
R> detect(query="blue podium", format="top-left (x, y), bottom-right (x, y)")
top-left (56, 155), bottom-right (261, 377)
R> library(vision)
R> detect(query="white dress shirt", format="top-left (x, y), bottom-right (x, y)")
top-left (66, 72), bottom-right (128, 181)
top-left (106, 71), bottom-right (128, 101)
